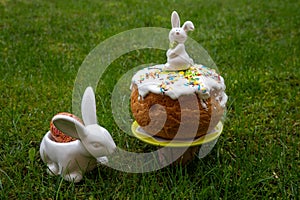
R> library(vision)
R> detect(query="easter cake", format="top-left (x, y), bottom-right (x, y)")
top-left (130, 11), bottom-right (228, 140)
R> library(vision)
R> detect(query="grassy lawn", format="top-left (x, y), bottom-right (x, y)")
top-left (1, 0), bottom-right (299, 199)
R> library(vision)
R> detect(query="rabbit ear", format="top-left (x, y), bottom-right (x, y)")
top-left (81, 87), bottom-right (98, 125)
top-left (171, 11), bottom-right (180, 28)
top-left (52, 115), bottom-right (86, 139)
top-left (182, 21), bottom-right (194, 32)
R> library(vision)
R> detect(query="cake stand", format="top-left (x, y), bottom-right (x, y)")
top-left (131, 121), bottom-right (223, 165)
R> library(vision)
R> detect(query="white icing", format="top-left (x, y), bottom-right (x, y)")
top-left (201, 99), bottom-right (208, 110)
top-left (131, 64), bottom-right (228, 108)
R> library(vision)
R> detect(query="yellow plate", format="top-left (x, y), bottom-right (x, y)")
top-left (131, 121), bottom-right (223, 147)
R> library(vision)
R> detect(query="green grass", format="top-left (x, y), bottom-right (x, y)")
top-left (1, 0), bottom-right (299, 199)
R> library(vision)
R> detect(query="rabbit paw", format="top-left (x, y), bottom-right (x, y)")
top-left (97, 156), bottom-right (109, 164)
top-left (64, 172), bottom-right (83, 183)
top-left (47, 163), bottom-right (59, 175)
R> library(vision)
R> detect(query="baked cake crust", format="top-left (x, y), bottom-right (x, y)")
top-left (131, 85), bottom-right (224, 139)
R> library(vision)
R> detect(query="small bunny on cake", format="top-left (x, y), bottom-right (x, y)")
top-left (164, 11), bottom-right (194, 71)
top-left (40, 87), bottom-right (116, 182)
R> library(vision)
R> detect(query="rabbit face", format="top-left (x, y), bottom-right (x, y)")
top-left (83, 125), bottom-right (116, 157)
top-left (169, 28), bottom-right (187, 44)
top-left (168, 11), bottom-right (194, 44)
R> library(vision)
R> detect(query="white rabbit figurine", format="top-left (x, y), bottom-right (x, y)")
top-left (40, 87), bottom-right (116, 182)
top-left (164, 11), bottom-right (195, 71)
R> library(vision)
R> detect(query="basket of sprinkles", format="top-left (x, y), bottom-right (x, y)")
top-left (130, 11), bottom-right (228, 165)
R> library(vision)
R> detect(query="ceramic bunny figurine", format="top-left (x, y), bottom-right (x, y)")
top-left (40, 87), bottom-right (116, 182)
top-left (164, 11), bottom-right (195, 71)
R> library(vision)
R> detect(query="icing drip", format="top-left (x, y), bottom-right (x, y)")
top-left (131, 64), bottom-right (227, 108)
top-left (201, 99), bottom-right (208, 110)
